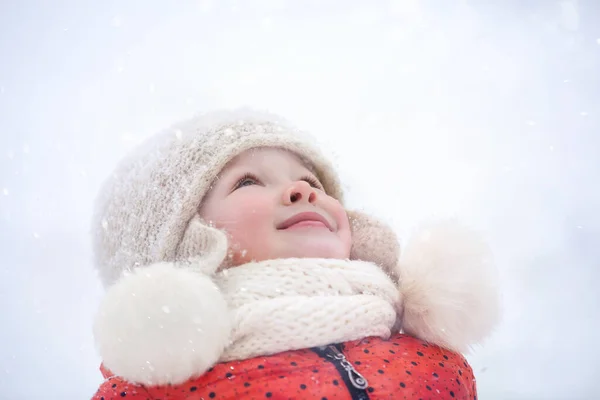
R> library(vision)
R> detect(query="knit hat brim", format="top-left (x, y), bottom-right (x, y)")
top-left (93, 110), bottom-right (345, 287)
top-left (93, 109), bottom-right (401, 287)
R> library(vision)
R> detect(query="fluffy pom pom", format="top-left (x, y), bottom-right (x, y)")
top-left (93, 262), bottom-right (232, 385)
top-left (397, 220), bottom-right (500, 353)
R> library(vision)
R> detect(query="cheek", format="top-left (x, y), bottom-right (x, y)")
top-left (213, 195), bottom-right (273, 244)
top-left (339, 216), bottom-right (353, 255)
top-left (329, 199), bottom-right (353, 254)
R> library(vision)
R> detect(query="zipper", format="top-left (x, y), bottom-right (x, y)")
top-left (312, 344), bottom-right (370, 400)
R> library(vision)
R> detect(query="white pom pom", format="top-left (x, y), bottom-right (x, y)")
top-left (398, 220), bottom-right (500, 353)
top-left (93, 262), bottom-right (231, 385)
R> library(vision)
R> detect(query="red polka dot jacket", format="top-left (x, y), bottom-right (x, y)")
top-left (92, 333), bottom-right (476, 400)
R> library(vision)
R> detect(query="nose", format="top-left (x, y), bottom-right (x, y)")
top-left (283, 180), bottom-right (318, 205)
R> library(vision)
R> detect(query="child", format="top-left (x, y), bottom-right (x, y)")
top-left (91, 109), bottom-right (499, 399)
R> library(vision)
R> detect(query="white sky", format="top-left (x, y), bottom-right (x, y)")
top-left (1, 1), bottom-right (599, 398)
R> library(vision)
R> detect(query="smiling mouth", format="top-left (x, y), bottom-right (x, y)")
top-left (284, 220), bottom-right (329, 230)
top-left (277, 212), bottom-right (334, 232)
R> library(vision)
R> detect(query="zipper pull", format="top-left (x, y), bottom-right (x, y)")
top-left (325, 345), bottom-right (369, 390)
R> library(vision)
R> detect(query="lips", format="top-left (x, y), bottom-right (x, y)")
top-left (277, 212), bottom-right (333, 231)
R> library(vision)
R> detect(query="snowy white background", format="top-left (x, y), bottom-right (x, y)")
top-left (1, 0), bottom-right (599, 398)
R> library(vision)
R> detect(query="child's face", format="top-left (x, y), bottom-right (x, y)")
top-left (199, 148), bottom-right (351, 266)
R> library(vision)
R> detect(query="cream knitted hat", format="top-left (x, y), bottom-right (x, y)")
top-left (92, 109), bottom-right (400, 287)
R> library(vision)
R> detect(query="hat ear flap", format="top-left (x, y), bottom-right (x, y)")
top-left (176, 213), bottom-right (229, 274)
top-left (348, 210), bottom-right (401, 280)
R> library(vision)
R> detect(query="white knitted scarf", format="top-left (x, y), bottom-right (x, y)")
top-left (214, 258), bottom-right (402, 362)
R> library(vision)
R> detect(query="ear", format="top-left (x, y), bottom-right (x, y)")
top-left (348, 210), bottom-right (401, 280)
top-left (176, 213), bottom-right (229, 274)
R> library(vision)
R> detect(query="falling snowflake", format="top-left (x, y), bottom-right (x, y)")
top-left (161, 305), bottom-right (171, 314)
top-left (101, 218), bottom-right (108, 230)
top-left (146, 361), bottom-right (155, 371)
top-left (112, 15), bottom-right (122, 27)
top-left (198, 0), bottom-right (213, 13)
top-left (223, 128), bottom-right (234, 137)
top-left (114, 61), bottom-right (125, 73)
top-left (2, 188), bottom-right (8, 196)
top-left (261, 17), bottom-right (273, 30)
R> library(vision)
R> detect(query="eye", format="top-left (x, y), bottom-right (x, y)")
top-left (301, 175), bottom-right (324, 190)
top-left (234, 173), bottom-right (261, 190)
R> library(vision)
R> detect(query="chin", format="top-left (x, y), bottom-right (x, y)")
top-left (281, 238), bottom-right (349, 260)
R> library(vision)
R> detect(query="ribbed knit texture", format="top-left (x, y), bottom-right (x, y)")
top-left (216, 258), bottom-right (400, 362)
